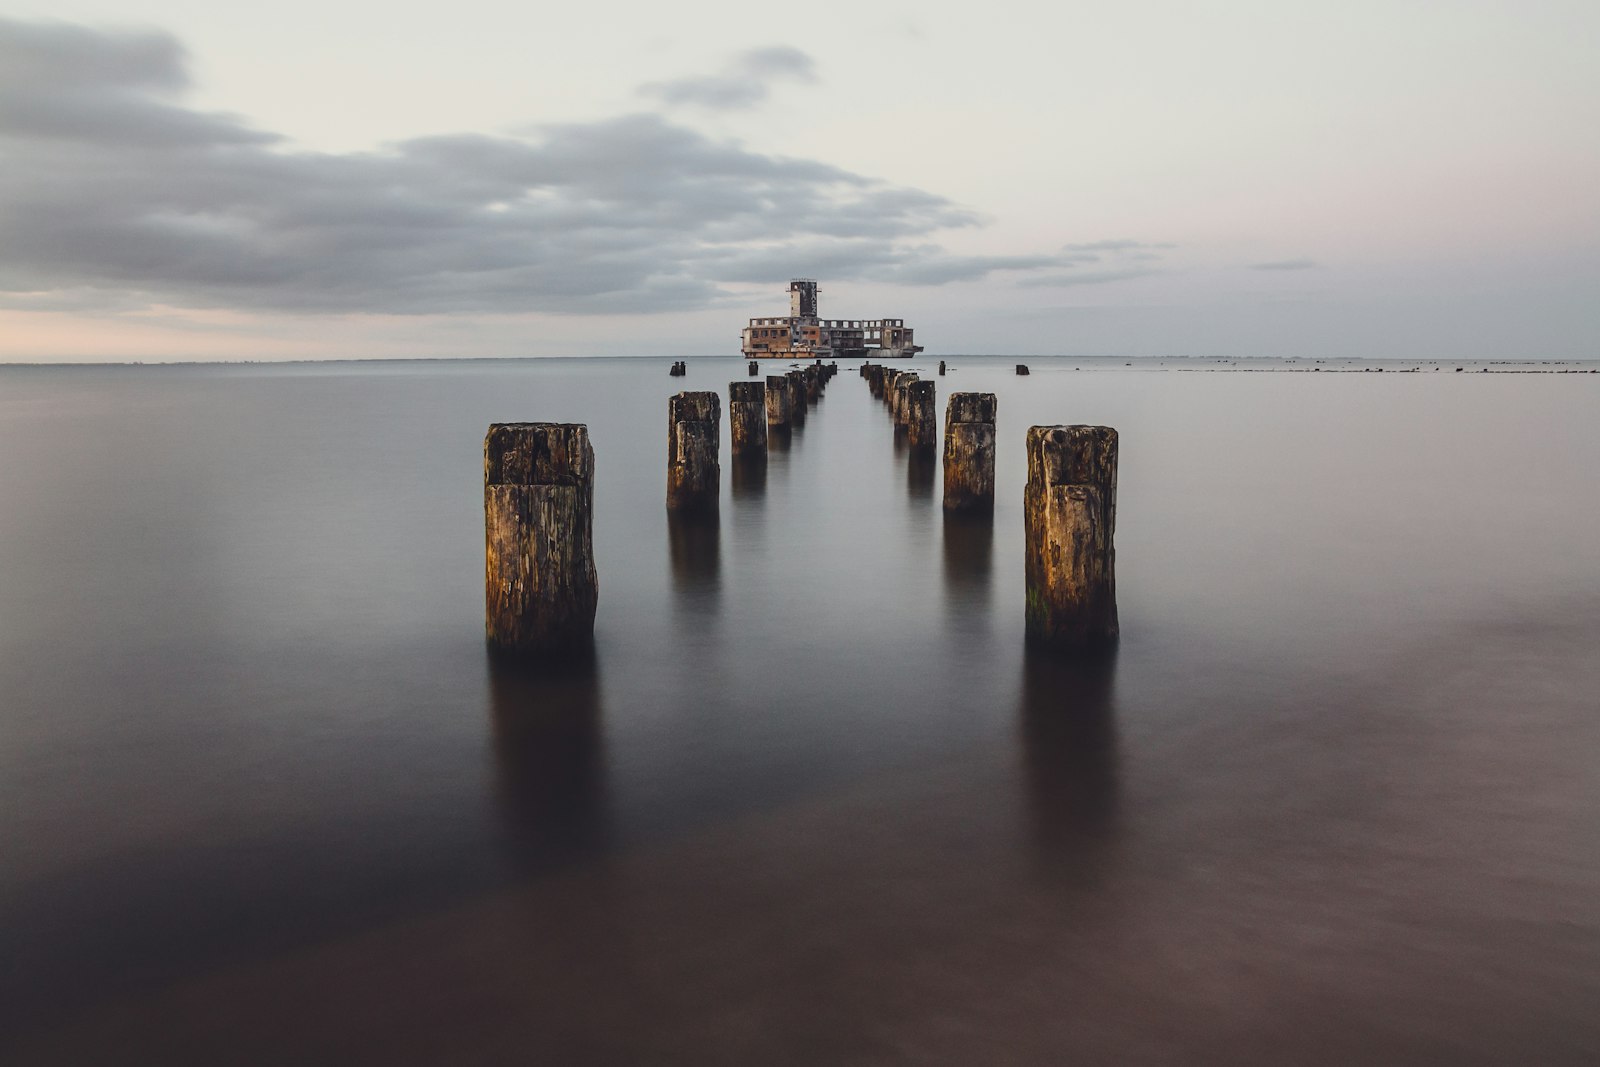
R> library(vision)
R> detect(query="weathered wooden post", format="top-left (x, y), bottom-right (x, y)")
top-left (893, 373), bottom-right (919, 425)
top-left (667, 391), bottom-right (720, 512)
top-left (728, 381), bottom-right (767, 455)
top-left (943, 392), bottom-right (996, 513)
top-left (805, 364), bottom-right (822, 402)
top-left (765, 374), bottom-right (791, 429)
top-left (1023, 425), bottom-right (1119, 648)
top-left (484, 423), bottom-right (598, 655)
top-left (1016, 364), bottom-right (1030, 376)
top-left (906, 379), bottom-right (937, 449)
top-left (747, 360), bottom-right (759, 376)
top-left (938, 360), bottom-right (947, 376)
top-left (868, 365), bottom-right (885, 398)
top-left (786, 371), bottom-right (807, 427)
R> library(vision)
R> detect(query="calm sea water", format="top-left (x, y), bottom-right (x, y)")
top-left (2, 355), bottom-right (1598, 1064)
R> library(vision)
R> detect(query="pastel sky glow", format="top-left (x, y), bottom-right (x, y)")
top-left (1, 1), bottom-right (1596, 361)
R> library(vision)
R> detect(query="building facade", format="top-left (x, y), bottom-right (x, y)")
top-left (741, 280), bottom-right (923, 360)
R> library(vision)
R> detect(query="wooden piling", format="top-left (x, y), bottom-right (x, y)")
top-left (906, 379), bottom-right (937, 448)
top-left (765, 375), bottom-right (791, 428)
top-left (1023, 425), bottom-right (1118, 648)
top-left (667, 391), bottom-right (720, 512)
top-left (942, 392), bottom-right (996, 513)
top-left (805, 365), bottom-right (822, 403)
top-left (728, 381), bottom-right (767, 455)
top-left (938, 360), bottom-right (947, 376)
top-left (484, 423), bottom-right (598, 654)
top-left (786, 371), bottom-right (807, 427)
top-left (1016, 364), bottom-right (1030, 376)
top-left (748, 360), bottom-right (759, 376)
top-left (892, 373), bottom-right (919, 425)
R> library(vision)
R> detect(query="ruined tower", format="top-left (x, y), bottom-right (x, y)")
top-left (789, 279), bottom-right (819, 320)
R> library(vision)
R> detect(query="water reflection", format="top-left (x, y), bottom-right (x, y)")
top-left (488, 651), bottom-right (610, 874)
top-left (666, 510), bottom-right (721, 592)
top-left (1018, 647), bottom-right (1120, 885)
top-left (730, 453), bottom-right (767, 499)
top-left (907, 447), bottom-right (936, 499)
top-left (941, 512), bottom-right (994, 613)
top-left (767, 425), bottom-right (792, 453)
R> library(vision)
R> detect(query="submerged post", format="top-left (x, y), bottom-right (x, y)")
top-left (765, 374), bottom-right (791, 429)
top-left (943, 393), bottom-right (996, 513)
top-left (728, 381), bottom-right (767, 455)
top-left (748, 360), bottom-right (759, 376)
top-left (892, 373), bottom-right (919, 425)
top-left (786, 371), bottom-right (807, 427)
top-left (484, 423), bottom-right (598, 654)
top-left (667, 391), bottom-right (720, 511)
top-left (1024, 425), bottom-right (1118, 648)
top-left (906, 379), bottom-right (937, 449)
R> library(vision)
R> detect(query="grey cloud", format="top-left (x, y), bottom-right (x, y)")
top-left (0, 20), bottom-right (1162, 317)
top-left (0, 17), bottom-right (275, 147)
top-left (1062, 239), bottom-right (1175, 252)
top-left (638, 46), bottom-right (818, 111)
top-left (1018, 269), bottom-right (1162, 288)
top-left (1249, 258), bottom-right (1319, 271)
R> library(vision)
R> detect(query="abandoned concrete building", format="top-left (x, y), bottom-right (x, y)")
top-left (741, 280), bottom-right (923, 360)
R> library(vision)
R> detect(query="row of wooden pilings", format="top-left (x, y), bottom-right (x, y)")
top-left (861, 361), bottom-right (1118, 645)
top-left (669, 360), bottom-right (839, 510)
top-left (484, 358), bottom-right (1114, 658)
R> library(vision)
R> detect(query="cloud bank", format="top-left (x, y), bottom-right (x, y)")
top-left (638, 46), bottom-right (817, 111)
top-left (1248, 259), bottom-right (1319, 271)
top-left (0, 20), bottom-right (1162, 317)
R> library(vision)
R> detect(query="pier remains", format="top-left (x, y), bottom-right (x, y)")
top-left (484, 423), bottom-right (598, 654)
top-left (1024, 426), bottom-right (1119, 648)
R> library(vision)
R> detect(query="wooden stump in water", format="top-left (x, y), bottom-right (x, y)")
top-left (938, 360), bottom-right (947, 376)
top-left (1024, 425), bottom-right (1118, 648)
top-left (906, 379), bottom-right (937, 449)
top-left (1016, 364), bottom-right (1030, 376)
top-left (867, 364), bottom-right (884, 396)
top-left (667, 391), bottom-right (720, 512)
top-left (786, 372), bottom-right (807, 427)
top-left (747, 360), bottom-right (759, 376)
top-left (764, 375), bottom-right (791, 429)
top-left (804, 365), bottom-right (822, 402)
top-left (484, 423), bottom-right (598, 655)
top-left (892, 373), bottom-right (919, 425)
top-left (728, 381), bottom-right (767, 455)
top-left (943, 392), bottom-right (996, 513)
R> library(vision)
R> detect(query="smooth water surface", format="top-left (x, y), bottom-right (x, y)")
top-left (2, 356), bottom-right (1598, 1063)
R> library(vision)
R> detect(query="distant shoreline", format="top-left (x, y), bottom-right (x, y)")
top-left (1, 354), bottom-right (1596, 371)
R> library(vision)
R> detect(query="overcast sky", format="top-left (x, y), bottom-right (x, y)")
top-left (1, 1), bottom-right (1596, 361)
